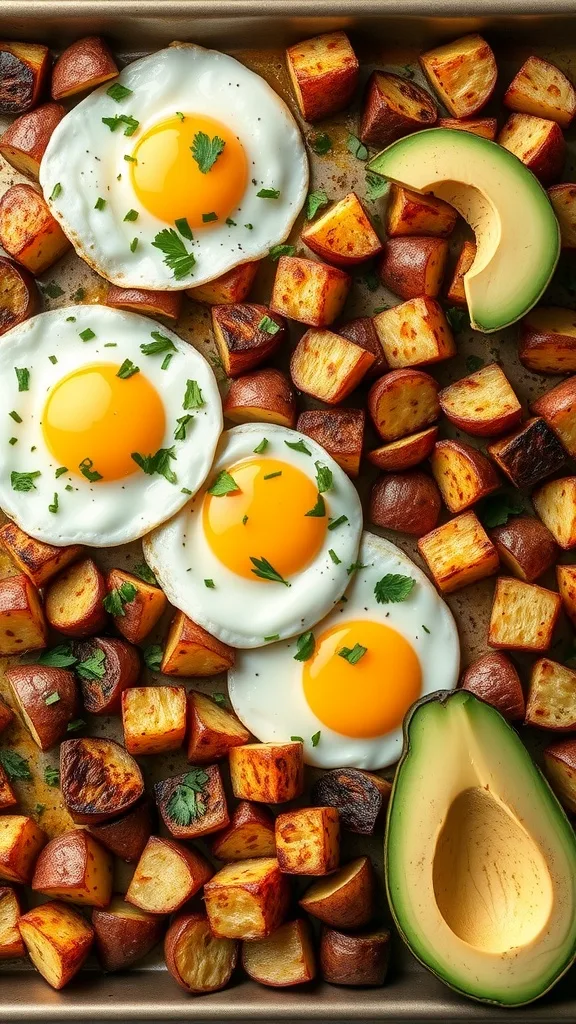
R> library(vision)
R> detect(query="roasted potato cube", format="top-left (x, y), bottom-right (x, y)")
top-left (373, 297), bottom-right (455, 368)
top-left (543, 738), bottom-right (576, 813)
top-left (520, 306), bottom-right (576, 374)
top-left (286, 31), bottom-right (359, 122)
top-left (93, 895), bottom-right (164, 973)
top-left (548, 184), bottom-right (576, 248)
top-left (51, 36), bottom-right (118, 99)
top-left (525, 658), bottom-right (576, 730)
top-left (32, 829), bottom-right (113, 908)
top-left (276, 806), bottom-right (339, 876)
top-left (379, 237), bottom-right (448, 300)
top-left (320, 926), bottom-right (391, 987)
top-left (504, 56), bottom-right (576, 128)
top-left (229, 742), bottom-right (304, 803)
top-left (296, 408), bottom-right (365, 477)
top-left (533, 377), bottom-right (576, 457)
top-left (162, 611), bottom-right (235, 676)
top-left (370, 471), bottom-right (441, 537)
top-left (311, 768), bottom-right (391, 835)
top-left (18, 901), bottom-right (93, 990)
top-left (360, 71), bottom-right (437, 148)
top-left (0, 256), bottom-right (40, 335)
top-left (187, 261), bottom-right (260, 305)
top-left (127, 836), bottom-right (212, 915)
top-left (0, 102), bottom-right (64, 179)
top-left (338, 316), bottom-right (388, 378)
top-left (533, 477), bottom-right (576, 549)
top-left (418, 511), bottom-right (499, 593)
top-left (488, 577), bottom-right (561, 652)
top-left (105, 568), bottom-right (166, 644)
top-left (498, 113), bottom-right (565, 184)
top-left (187, 690), bottom-right (249, 764)
top-left (106, 285), bottom-right (182, 322)
top-left (242, 919), bottom-right (316, 987)
top-left (301, 192), bottom-right (382, 267)
top-left (45, 557), bottom-right (107, 638)
top-left (385, 184), bottom-right (457, 238)
top-left (60, 737), bottom-right (144, 824)
top-left (445, 240), bottom-right (477, 306)
top-left (0, 766), bottom-right (17, 811)
top-left (0, 41), bottom-right (50, 114)
top-left (430, 439), bottom-right (499, 514)
top-left (0, 183), bottom-right (70, 274)
top-left (270, 256), bottom-right (350, 327)
top-left (300, 856), bottom-right (374, 929)
top-left (557, 564), bottom-right (576, 627)
top-left (204, 857), bottom-right (289, 940)
top-left (212, 303), bottom-right (286, 377)
top-left (290, 328), bottom-right (375, 405)
top-left (0, 814), bottom-right (46, 883)
top-left (155, 765), bottom-right (229, 840)
top-left (368, 427), bottom-right (438, 472)
top-left (439, 363), bottom-right (521, 438)
top-left (0, 572), bottom-right (47, 654)
top-left (368, 368), bottom-right (439, 443)
top-left (88, 800), bottom-right (153, 864)
top-left (461, 651), bottom-right (525, 721)
top-left (0, 697), bottom-right (14, 735)
top-left (437, 117), bottom-right (497, 140)
top-left (223, 368), bottom-right (296, 428)
top-left (490, 516), bottom-right (558, 583)
top-left (75, 635), bottom-right (140, 716)
top-left (165, 910), bottom-right (238, 993)
top-left (419, 34), bottom-right (497, 118)
top-left (488, 418), bottom-right (565, 490)
top-left (0, 521), bottom-right (82, 587)
top-left (212, 801), bottom-right (276, 861)
top-left (122, 685), bottom-right (186, 756)
top-left (6, 664), bottom-right (78, 751)
top-left (0, 886), bottom-right (24, 958)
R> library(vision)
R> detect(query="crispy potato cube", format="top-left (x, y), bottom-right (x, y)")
top-left (445, 240), bottom-right (477, 306)
top-left (0, 101), bottom-right (65, 179)
top-left (94, 895), bottom-right (164, 973)
top-left (437, 117), bottom-right (497, 140)
top-left (379, 236), bottom-right (448, 300)
top-left (0, 256), bottom-right (40, 335)
top-left (223, 368), bottom-right (296, 428)
top-left (0, 886), bottom-right (24, 958)
top-left (311, 768), bottom-right (391, 835)
top-left (187, 690), bottom-right (249, 763)
top-left (543, 738), bottom-right (576, 813)
top-left (212, 303), bottom-right (286, 377)
top-left (286, 31), bottom-right (359, 122)
top-left (430, 439), bottom-right (499, 514)
top-left (18, 901), bottom-right (93, 990)
top-left (548, 184), bottom-right (576, 248)
top-left (296, 408), bottom-right (365, 477)
top-left (461, 651), bottom-right (525, 721)
top-left (488, 417), bottom-right (565, 490)
top-left (370, 471), bottom-right (441, 537)
top-left (270, 256), bottom-right (350, 327)
top-left (320, 926), bottom-right (391, 987)
top-left (338, 316), bottom-right (388, 378)
top-left (60, 737), bottom-right (144, 824)
top-left (0, 697), bottom-right (13, 735)
top-left (0, 765), bottom-right (17, 811)
top-left (488, 577), bottom-right (561, 652)
top-left (122, 685), bottom-right (186, 756)
top-left (155, 765), bottom-right (229, 840)
top-left (419, 34), bottom-right (497, 118)
top-left (368, 368), bottom-right (439, 443)
top-left (31, 829), bottom-right (113, 908)
top-left (106, 285), bottom-right (182, 321)
top-left (385, 184), bottom-right (457, 238)
top-left (51, 36), bottom-right (118, 99)
top-left (368, 427), bottom-right (438, 472)
top-left (6, 663), bottom-right (78, 750)
top-left (0, 183), bottom-right (70, 274)
top-left (242, 919), bottom-right (316, 987)
top-left (360, 71), bottom-right (437, 148)
top-left (45, 557), bottom-right (107, 637)
top-left (0, 521), bottom-right (82, 587)
top-left (106, 568), bottom-right (166, 644)
top-left (0, 572), bottom-right (47, 654)
top-left (520, 306), bottom-right (576, 373)
top-left (504, 56), bottom-right (576, 128)
top-left (162, 610), bottom-right (235, 676)
top-left (439, 363), bottom-right (521, 438)
top-left (229, 742), bottom-right (304, 803)
top-left (557, 564), bottom-right (576, 627)
top-left (127, 836), bottom-right (212, 915)
top-left (276, 807), bottom-right (339, 876)
top-left (88, 800), bottom-right (153, 864)
top-left (75, 635), bottom-right (140, 716)
top-left (533, 377), bottom-right (576, 457)
top-left (418, 511), bottom-right (499, 593)
top-left (187, 261), bottom-right (260, 305)
top-left (533, 476), bottom-right (576, 549)
top-left (300, 856), bottom-right (374, 929)
top-left (0, 814), bottom-right (46, 883)
top-left (165, 910), bottom-right (238, 993)
top-left (204, 857), bottom-right (289, 940)
top-left (212, 801), bottom-right (276, 861)
top-left (290, 327), bottom-right (375, 404)
top-left (525, 658), bottom-right (576, 730)
top-left (0, 41), bottom-right (50, 114)
top-left (301, 192), bottom-right (382, 267)
top-left (498, 113), bottom-right (565, 184)
top-left (491, 516), bottom-right (558, 583)
top-left (373, 297), bottom-right (455, 369)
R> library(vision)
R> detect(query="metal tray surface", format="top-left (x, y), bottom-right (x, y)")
top-left (1, 2), bottom-right (576, 1020)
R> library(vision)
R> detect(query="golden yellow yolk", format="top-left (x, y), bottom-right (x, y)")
top-left (130, 113), bottom-right (248, 228)
top-left (303, 620), bottom-right (422, 738)
top-left (42, 363), bottom-right (166, 481)
top-left (203, 457), bottom-right (327, 580)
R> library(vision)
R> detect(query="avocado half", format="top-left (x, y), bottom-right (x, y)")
top-left (368, 129), bottom-right (560, 333)
top-left (386, 689), bottom-right (576, 1007)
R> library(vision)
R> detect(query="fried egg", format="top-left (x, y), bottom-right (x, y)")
top-left (0, 306), bottom-right (222, 547)
top-left (228, 532), bottom-right (460, 768)
top-left (143, 423), bottom-right (362, 647)
top-left (39, 44), bottom-right (309, 290)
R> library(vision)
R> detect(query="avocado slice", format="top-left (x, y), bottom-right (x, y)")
top-left (368, 129), bottom-right (560, 333)
top-left (386, 689), bottom-right (576, 1006)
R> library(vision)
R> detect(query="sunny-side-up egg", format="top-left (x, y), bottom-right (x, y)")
top-left (143, 423), bottom-right (363, 647)
top-left (39, 43), bottom-right (309, 290)
top-left (227, 532), bottom-right (460, 769)
top-left (0, 305), bottom-right (222, 546)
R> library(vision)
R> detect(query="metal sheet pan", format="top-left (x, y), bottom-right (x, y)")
top-left (1, 2), bottom-right (576, 1019)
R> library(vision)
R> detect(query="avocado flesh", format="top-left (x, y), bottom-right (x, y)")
top-left (368, 129), bottom-right (560, 333)
top-left (386, 690), bottom-right (576, 1006)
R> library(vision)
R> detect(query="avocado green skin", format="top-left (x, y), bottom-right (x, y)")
top-left (385, 689), bottom-right (576, 1008)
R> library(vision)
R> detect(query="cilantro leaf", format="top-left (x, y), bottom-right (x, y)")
top-left (165, 769), bottom-right (209, 826)
top-left (104, 580), bottom-right (138, 617)
top-left (183, 380), bottom-right (204, 409)
top-left (44, 766), bottom-right (60, 787)
top-left (76, 649), bottom-right (106, 681)
top-left (479, 491), bottom-right (525, 529)
top-left (446, 307), bottom-right (470, 332)
top-left (208, 470), bottom-right (240, 496)
top-left (133, 562), bottom-right (158, 586)
top-left (293, 631), bottom-right (315, 662)
top-left (338, 643), bottom-right (367, 665)
top-left (152, 228), bottom-right (195, 280)
top-left (315, 461), bottom-right (333, 493)
top-left (0, 749), bottom-right (31, 781)
top-left (374, 574), bottom-right (416, 604)
top-left (131, 447), bottom-right (177, 484)
top-left (141, 332), bottom-right (177, 357)
top-left (117, 358), bottom-right (139, 379)
top-left (174, 415), bottom-right (193, 441)
top-left (106, 83), bottom-right (133, 102)
top-left (143, 644), bottom-right (163, 672)
top-left (257, 187), bottom-right (280, 199)
top-left (38, 643), bottom-right (77, 668)
top-left (269, 244), bottom-right (296, 262)
top-left (311, 730), bottom-right (321, 747)
top-left (175, 217), bottom-right (193, 241)
top-left (306, 188), bottom-right (329, 221)
top-left (258, 316), bottom-right (281, 335)
top-left (191, 132), bottom-right (226, 173)
top-left (285, 439), bottom-right (311, 455)
top-left (305, 494), bottom-right (326, 518)
top-left (250, 556), bottom-right (290, 586)
top-left (11, 470), bottom-right (40, 492)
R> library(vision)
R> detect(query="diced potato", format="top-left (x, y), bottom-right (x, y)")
top-left (60, 737), bottom-right (144, 824)
top-left (155, 765), bottom-right (229, 840)
top-left (0, 886), bottom-right (25, 958)
top-left (296, 408), bottom-right (365, 477)
top-left (212, 801), bottom-right (276, 861)
top-left (212, 303), bottom-right (286, 377)
top-left (204, 857), bottom-right (289, 940)
top-left (368, 368), bottom-right (439, 443)
top-left (0, 41), bottom-right (50, 114)
top-left (162, 611), bottom-right (235, 676)
top-left (498, 113), bottom-right (565, 184)
top-left (430, 439), bottom-right (499, 514)
top-left (51, 35), bottom-right (118, 99)
top-left (223, 368), bottom-right (296, 428)
top-left (548, 184), bottom-right (576, 248)
top-left (445, 240), bottom-right (477, 306)
top-left (338, 316), bottom-right (388, 378)
top-left (437, 117), bottom-right (497, 140)
top-left (229, 742), bottom-right (304, 803)
top-left (0, 256), bottom-right (40, 335)
top-left (126, 836), bottom-right (213, 915)
top-left (488, 417), bottom-right (565, 490)
top-left (557, 564), bottom-right (576, 627)
top-left (290, 327), bottom-right (375, 404)
top-left (88, 800), bottom-right (153, 864)
top-left (275, 806), bottom-right (340, 876)
top-left (504, 56), bottom-right (576, 128)
top-left (187, 690), bottom-right (249, 763)
top-left (0, 183), bottom-right (71, 274)
top-left (370, 471), bottom-right (441, 537)
top-left (379, 236), bottom-right (448, 300)
top-left (270, 256), bottom-right (350, 327)
top-left (76, 635), bottom-right (140, 716)
top-left (301, 192), bottom-right (382, 266)
top-left (533, 476), bottom-right (576, 549)
top-left (285, 32), bottom-right (359, 122)
top-left (0, 765), bottom-right (17, 811)
top-left (106, 285), bottom-right (182, 321)
top-left (311, 768), bottom-right (391, 835)
top-left (187, 261), bottom-right (260, 305)
top-left (106, 568), bottom-right (166, 644)
top-left (367, 427), bottom-right (438, 472)
top-left (490, 516), bottom-right (558, 583)
top-left (488, 577), bottom-right (561, 651)
top-left (419, 34), bottom-right (497, 118)
top-left (0, 102), bottom-right (65, 179)
top-left (45, 557), bottom-right (107, 637)
top-left (94, 896), bottom-right (164, 973)
top-left (373, 297), bottom-right (455, 368)
top-left (31, 829), bottom-right (113, 908)
top-left (461, 651), bottom-right (525, 721)
top-left (242, 919), bottom-right (316, 987)
top-left (18, 901), bottom-right (94, 990)
top-left (418, 511), bottom-right (499, 593)
top-left (6, 663), bottom-right (78, 750)
top-left (525, 658), bottom-right (576, 730)
top-left (164, 910), bottom-right (238, 993)
top-left (360, 71), bottom-right (437, 148)
top-left (122, 685), bottom-right (187, 756)
top-left (0, 814), bottom-right (46, 884)
top-left (299, 856), bottom-right (375, 929)
top-left (520, 306), bottom-right (576, 374)
top-left (543, 738), bottom-right (576, 813)
top-left (0, 572), bottom-right (47, 655)
top-left (439, 363), bottom-right (521, 437)
top-left (385, 185), bottom-right (457, 238)
top-left (320, 926), bottom-right (391, 986)
top-left (0, 521), bottom-right (82, 587)
top-left (532, 377), bottom-right (576, 457)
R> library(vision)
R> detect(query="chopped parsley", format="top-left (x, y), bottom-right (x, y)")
top-left (212, 693), bottom-right (227, 706)
top-left (374, 574), bottom-right (415, 604)
top-left (422, 625), bottom-right (431, 635)
top-left (55, 466), bottom-right (68, 478)
top-left (264, 633), bottom-right (280, 641)
top-left (133, 562), bottom-right (158, 586)
top-left (365, 170), bottom-right (389, 201)
top-left (166, 770), bottom-right (209, 826)
top-left (293, 631), bottom-right (315, 662)
top-left (305, 494), bottom-right (326, 518)
top-left (285, 439), bottom-right (311, 455)
top-left (0, 749), bottom-right (31, 780)
top-left (131, 446), bottom-right (177, 484)
top-left (446, 307), bottom-right (470, 333)
top-left (95, 197), bottom-right (106, 210)
top-left (79, 458), bottom-right (102, 482)
top-left (117, 358), bottom-right (140, 379)
top-left (103, 580), bottom-right (138, 616)
top-left (45, 692), bottom-right (60, 706)
top-left (48, 493), bottom-right (59, 514)
top-left (479, 491), bottom-right (525, 529)
top-left (191, 132), bottom-right (226, 174)
top-left (257, 187), bottom-right (280, 199)
top-left (309, 132), bottom-right (332, 155)
top-left (328, 514), bottom-right (348, 531)
top-left (291, 735), bottom-right (304, 743)
top-left (124, 209), bottom-right (139, 222)
top-left (101, 113), bottom-right (139, 135)
top-left (204, 579), bottom-right (216, 589)
top-left (253, 438), bottom-right (268, 454)
top-left (143, 644), bottom-right (163, 671)
top-left (347, 134), bottom-right (368, 160)
top-left (347, 561), bottom-right (369, 576)
top-left (339, 643), bottom-right (367, 665)
top-left (152, 228), bottom-right (195, 279)
top-left (44, 766), bottom-right (60, 787)
top-left (202, 211), bottom-right (218, 223)
top-left (9, 411), bottom-right (22, 423)
top-left (183, 379), bottom-right (204, 409)
top-left (11, 470), bottom-right (40, 492)
top-left (328, 549), bottom-right (341, 565)
top-left (107, 83), bottom-right (133, 102)
top-left (250, 556), bottom-right (290, 587)
top-left (161, 353), bottom-right (172, 370)
top-left (306, 188), bottom-right (329, 220)
top-left (466, 354), bottom-right (485, 373)
top-left (38, 643), bottom-right (77, 668)
top-left (269, 243), bottom-right (296, 261)
top-left (175, 217), bottom-right (193, 241)
top-left (79, 328), bottom-right (95, 342)
top-left (141, 332), bottom-right (177, 356)
top-left (130, 238), bottom-right (138, 252)
top-left (311, 730), bottom-right (321, 747)
top-left (66, 719), bottom-right (86, 733)
top-left (41, 281), bottom-right (64, 299)
top-left (258, 316), bottom-right (281, 335)
top-left (49, 182), bottom-right (62, 201)
top-left (208, 470), bottom-right (239, 496)
top-left (315, 461), bottom-right (332, 493)
top-left (15, 367), bottom-right (29, 392)
top-left (123, 154), bottom-right (136, 163)
top-left (174, 414), bottom-right (192, 441)
top-left (76, 649), bottom-right (106, 681)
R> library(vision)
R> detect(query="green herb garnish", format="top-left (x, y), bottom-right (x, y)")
top-left (250, 556), bottom-right (290, 586)
top-left (104, 580), bottom-right (138, 616)
top-left (208, 470), bottom-right (239, 496)
top-left (338, 643), bottom-right (367, 665)
top-left (79, 458), bottom-right (102, 482)
top-left (293, 631), bottom-right (315, 662)
top-left (374, 574), bottom-right (415, 604)
top-left (117, 358), bottom-right (139, 379)
top-left (166, 769), bottom-right (209, 826)
top-left (191, 132), bottom-right (226, 173)
top-left (11, 471), bottom-right (40, 492)
top-left (152, 228), bottom-right (195, 280)
top-left (306, 188), bottom-right (329, 220)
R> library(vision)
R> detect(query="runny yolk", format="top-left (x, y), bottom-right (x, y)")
top-left (42, 363), bottom-right (166, 482)
top-left (302, 619), bottom-right (422, 738)
top-left (130, 113), bottom-right (248, 228)
top-left (203, 457), bottom-right (327, 580)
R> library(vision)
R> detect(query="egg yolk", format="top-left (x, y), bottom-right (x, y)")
top-left (302, 620), bottom-right (422, 739)
top-left (42, 363), bottom-right (166, 481)
top-left (203, 457), bottom-right (327, 580)
top-left (130, 113), bottom-right (248, 228)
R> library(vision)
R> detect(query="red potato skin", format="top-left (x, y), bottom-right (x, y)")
top-left (92, 897), bottom-right (165, 972)
top-left (223, 368), bottom-right (297, 428)
top-left (430, 438), bottom-right (500, 514)
top-left (301, 193), bottom-right (383, 267)
top-left (369, 472), bottom-right (442, 537)
top-left (461, 652), bottom-right (526, 721)
top-left (338, 317), bottom-right (388, 379)
top-left (368, 369), bottom-right (440, 443)
top-left (378, 237), bottom-right (449, 300)
top-left (498, 113), bottom-right (566, 184)
top-left (18, 900), bottom-right (94, 989)
top-left (106, 286), bottom-right (182, 322)
top-left (0, 102), bottom-right (65, 179)
top-left (360, 70), bottom-right (437, 148)
top-left (88, 801), bottom-right (154, 864)
top-left (437, 117), bottom-right (497, 139)
top-left (285, 32), bottom-right (359, 122)
top-left (44, 558), bottom-right (108, 638)
top-left (6, 664), bottom-right (78, 751)
top-left (51, 36), bottom-right (118, 100)
top-left (164, 911), bottom-right (239, 993)
top-left (75, 635), bottom-right (141, 715)
top-left (438, 365), bottom-right (522, 438)
top-left (60, 737), bottom-right (144, 825)
top-left (490, 516), bottom-right (559, 583)
top-left (0, 43), bottom-right (51, 115)
top-left (0, 256), bottom-right (41, 336)
top-left (367, 427), bottom-right (438, 472)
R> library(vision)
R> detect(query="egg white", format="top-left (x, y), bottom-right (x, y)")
top-left (0, 306), bottom-right (222, 547)
top-left (39, 43), bottom-right (309, 290)
top-left (227, 532), bottom-right (461, 769)
top-left (143, 423), bottom-right (363, 648)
